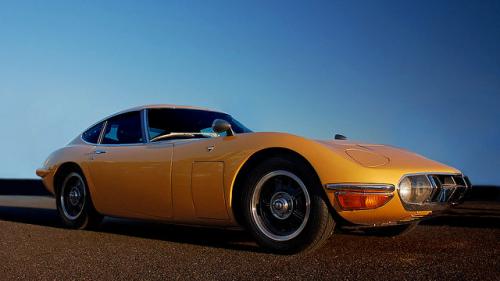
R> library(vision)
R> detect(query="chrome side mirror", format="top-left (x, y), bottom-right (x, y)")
top-left (212, 119), bottom-right (234, 136)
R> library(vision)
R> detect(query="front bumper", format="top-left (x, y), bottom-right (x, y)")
top-left (35, 168), bottom-right (50, 178)
top-left (35, 168), bottom-right (56, 195)
top-left (325, 173), bottom-right (471, 226)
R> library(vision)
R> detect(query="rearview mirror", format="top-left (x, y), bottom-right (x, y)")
top-left (212, 119), bottom-right (234, 136)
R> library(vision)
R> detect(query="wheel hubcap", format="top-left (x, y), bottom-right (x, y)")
top-left (250, 170), bottom-right (311, 242)
top-left (68, 188), bottom-right (81, 206)
top-left (270, 192), bottom-right (294, 220)
top-left (60, 173), bottom-right (86, 220)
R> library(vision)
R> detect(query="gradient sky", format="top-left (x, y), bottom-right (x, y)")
top-left (0, 1), bottom-right (499, 184)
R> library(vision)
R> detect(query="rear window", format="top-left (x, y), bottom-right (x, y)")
top-left (82, 122), bottom-right (104, 144)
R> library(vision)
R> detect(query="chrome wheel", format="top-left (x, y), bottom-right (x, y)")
top-left (250, 170), bottom-right (311, 241)
top-left (60, 173), bottom-right (86, 220)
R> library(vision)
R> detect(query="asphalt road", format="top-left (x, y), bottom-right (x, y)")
top-left (0, 196), bottom-right (498, 281)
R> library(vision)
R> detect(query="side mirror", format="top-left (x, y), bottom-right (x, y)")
top-left (212, 119), bottom-right (234, 136)
top-left (334, 134), bottom-right (347, 140)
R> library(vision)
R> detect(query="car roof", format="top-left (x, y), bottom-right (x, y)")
top-left (116, 104), bottom-right (227, 115)
top-left (126, 104), bottom-right (225, 113)
top-left (77, 104), bottom-right (232, 144)
top-left (79, 104), bottom-right (229, 137)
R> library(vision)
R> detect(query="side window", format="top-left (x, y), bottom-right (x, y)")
top-left (101, 111), bottom-right (144, 144)
top-left (147, 108), bottom-right (174, 140)
top-left (82, 122), bottom-right (104, 144)
top-left (147, 108), bottom-right (226, 141)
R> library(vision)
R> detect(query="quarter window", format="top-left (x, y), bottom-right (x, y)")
top-left (82, 122), bottom-right (104, 144)
top-left (101, 111), bottom-right (144, 144)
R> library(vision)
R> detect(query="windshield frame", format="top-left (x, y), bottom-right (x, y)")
top-left (144, 108), bottom-right (252, 142)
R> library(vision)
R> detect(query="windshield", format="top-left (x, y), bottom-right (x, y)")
top-left (147, 108), bottom-right (252, 141)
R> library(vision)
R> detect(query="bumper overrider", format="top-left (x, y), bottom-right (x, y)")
top-left (326, 173), bottom-right (470, 216)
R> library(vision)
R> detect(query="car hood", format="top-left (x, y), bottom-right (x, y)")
top-left (315, 140), bottom-right (460, 174)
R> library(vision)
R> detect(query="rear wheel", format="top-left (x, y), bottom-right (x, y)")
top-left (241, 157), bottom-right (335, 254)
top-left (56, 172), bottom-right (102, 229)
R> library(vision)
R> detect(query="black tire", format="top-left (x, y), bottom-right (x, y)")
top-left (241, 156), bottom-right (335, 254)
top-left (361, 222), bottom-right (419, 237)
top-left (56, 171), bottom-right (103, 229)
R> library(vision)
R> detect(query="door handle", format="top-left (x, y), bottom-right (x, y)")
top-left (94, 150), bottom-right (107, 155)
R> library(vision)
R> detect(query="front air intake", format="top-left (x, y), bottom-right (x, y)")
top-left (428, 174), bottom-right (469, 204)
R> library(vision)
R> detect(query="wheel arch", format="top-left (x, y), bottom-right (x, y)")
top-left (53, 162), bottom-right (85, 195)
top-left (230, 147), bottom-right (334, 227)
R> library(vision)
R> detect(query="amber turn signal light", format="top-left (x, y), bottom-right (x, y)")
top-left (336, 192), bottom-right (393, 210)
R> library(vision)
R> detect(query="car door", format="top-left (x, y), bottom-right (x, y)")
top-left (145, 108), bottom-right (244, 222)
top-left (87, 110), bottom-right (174, 219)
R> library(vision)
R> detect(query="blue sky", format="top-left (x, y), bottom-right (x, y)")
top-left (0, 1), bottom-right (499, 184)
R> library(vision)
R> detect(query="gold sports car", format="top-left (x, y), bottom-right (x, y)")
top-left (36, 105), bottom-right (470, 254)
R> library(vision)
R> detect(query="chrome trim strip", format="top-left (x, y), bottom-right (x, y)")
top-left (96, 143), bottom-right (147, 147)
top-left (147, 138), bottom-right (205, 145)
top-left (97, 120), bottom-right (107, 145)
top-left (427, 175), bottom-right (441, 201)
top-left (326, 183), bottom-right (395, 192)
top-left (142, 109), bottom-right (150, 143)
top-left (398, 172), bottom-right (463, 178)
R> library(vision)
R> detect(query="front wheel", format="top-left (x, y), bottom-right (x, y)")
top-left (241, 157), bottom-right (335, 254)
top-left (56, 171), bottom-right (102, 229)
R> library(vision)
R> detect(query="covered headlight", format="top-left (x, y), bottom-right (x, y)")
top-left (398, 175), bottom-right (433, 204)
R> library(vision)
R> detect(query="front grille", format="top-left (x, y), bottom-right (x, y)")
top-left (427, 174), bottom-right (469, 205)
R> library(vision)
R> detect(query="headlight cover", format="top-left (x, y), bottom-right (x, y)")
top-left (398, 175), bottom-right (433, 204)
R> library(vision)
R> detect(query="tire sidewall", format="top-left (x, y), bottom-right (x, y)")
top-left (242, 156), bottom-right (333, 253)
top-left (56, 172), bottom-right (93, 229)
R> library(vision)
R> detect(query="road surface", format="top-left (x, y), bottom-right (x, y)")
top-left (0, 196), bottom-right (498, 280)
